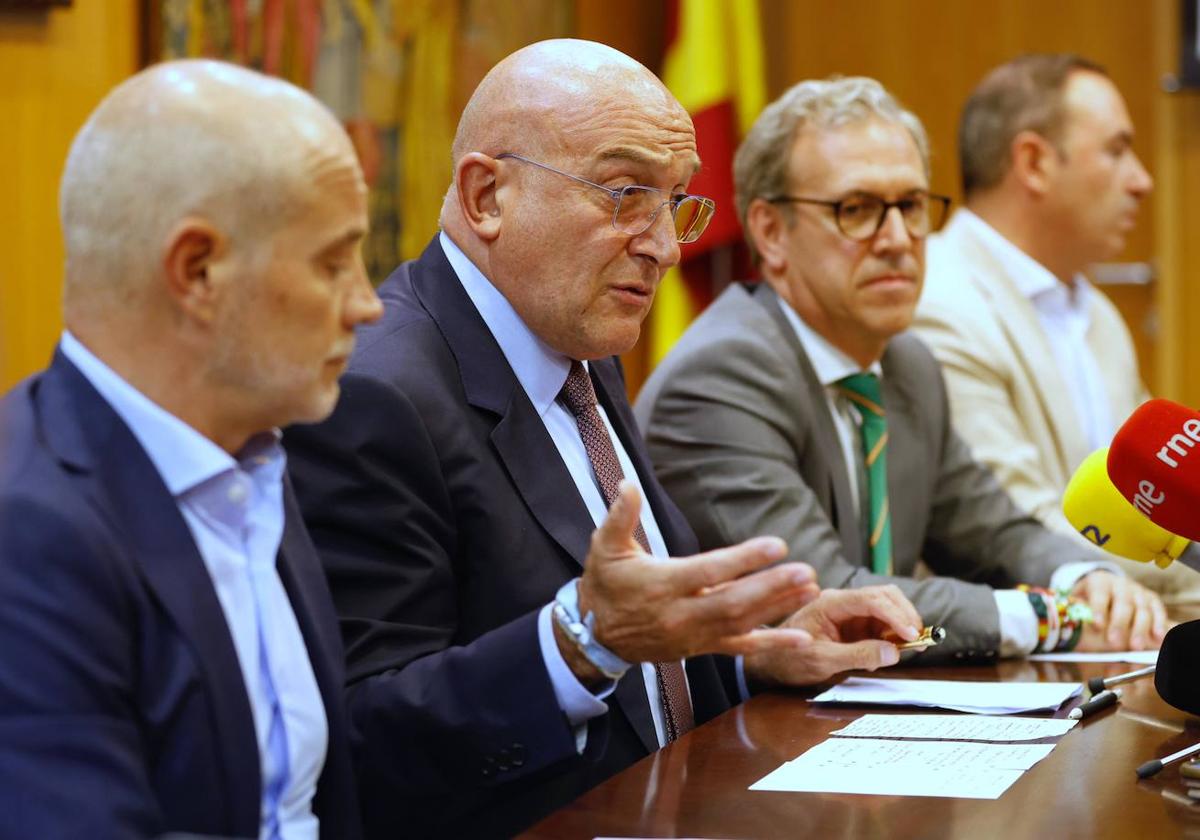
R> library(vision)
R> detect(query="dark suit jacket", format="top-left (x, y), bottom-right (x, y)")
top-left (0, 351), bottom-right (360, 839)
top-left (284, 237), bottom-right (736, 839)
top-left (636, 282), bottom-right (1092, 662)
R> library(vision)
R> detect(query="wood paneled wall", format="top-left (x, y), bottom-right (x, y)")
top-left (758, 0), bottom-right (1168, 399)
top-left (3, 1), bottom-right (1198, 407)
top-left (0, 2), bottom-right (138, 390)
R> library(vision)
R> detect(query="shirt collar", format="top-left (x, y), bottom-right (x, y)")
top-left (439, 230), bottom-right (575, 415)
top-left (59, 330), bottom-right (283, 496)
top-left (955, 208), bottom-right (1093, 316)
top-left (775, 295), bottom-right (883, 386)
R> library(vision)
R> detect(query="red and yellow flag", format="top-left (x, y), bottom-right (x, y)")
top-left (651, 0), bottom-right (766, 365)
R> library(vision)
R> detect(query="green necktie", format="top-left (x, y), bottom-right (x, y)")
top-left (836, 373), bottom-right (893, 576)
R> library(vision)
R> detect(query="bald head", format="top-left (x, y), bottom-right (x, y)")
top-left (441, 39), bottom-right (700, 361)
top-left (60, 60), bottom-right (355, 317)
top-left (450, 39), bottom-right (685, 165)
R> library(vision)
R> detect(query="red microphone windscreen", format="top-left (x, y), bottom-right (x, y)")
top-left (1107, 399), bottom-right (1200, 542)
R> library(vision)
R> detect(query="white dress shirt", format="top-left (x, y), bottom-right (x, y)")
top-left (61, 331), bottom-right (327, 840)
top-left (954, 209), bottom-right (1116, 451)
top-left (439, 232), bottom-right (684, 749)
top-left (776, 299), bottom-right (1094, 656)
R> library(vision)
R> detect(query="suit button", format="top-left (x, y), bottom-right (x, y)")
top-left (511, 743), bottom-right (527, 767)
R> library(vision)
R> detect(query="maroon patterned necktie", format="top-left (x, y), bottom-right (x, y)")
top-left (558, 360), bottom-right (695, 742)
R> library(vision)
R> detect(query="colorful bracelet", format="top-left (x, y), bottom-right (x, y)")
top-left (1019, 585), bottom-right (1092, 653)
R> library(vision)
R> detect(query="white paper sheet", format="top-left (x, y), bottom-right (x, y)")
top-left (749, 737), bottom-right (1056, 798)
top-left (811, 677), bottom-right (1082, 714)
top-left (1028, 650), bottom-right (1158, 664)
top-left (830, 714), bottom-right (1077, 741)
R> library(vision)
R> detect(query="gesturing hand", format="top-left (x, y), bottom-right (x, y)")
top-left (745, 586), bottom-right (923, 687)
top-left (570, 481), bottom-right (818, 675)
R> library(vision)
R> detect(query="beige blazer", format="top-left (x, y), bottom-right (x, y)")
top-left (914, 211), bottom-right (1200, 602)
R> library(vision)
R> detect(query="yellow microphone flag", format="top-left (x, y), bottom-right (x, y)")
top-left (1063, 448), bottom-right (1188, 569)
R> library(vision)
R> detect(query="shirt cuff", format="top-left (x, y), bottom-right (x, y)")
top-left (995, 589), bottom-right (1039, 657)
top-left (536, 601), bottom-right (613, 730)
top-left (1050, 560), bottom-right (1121, 592)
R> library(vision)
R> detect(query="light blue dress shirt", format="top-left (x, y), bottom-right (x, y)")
top-left (61, 332), bottom-right (328, 840)
top-left (439, 232), bottom-right (687, 749)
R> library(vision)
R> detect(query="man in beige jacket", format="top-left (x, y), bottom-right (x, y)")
top-left (914, 53), bottom-right (1200, 602)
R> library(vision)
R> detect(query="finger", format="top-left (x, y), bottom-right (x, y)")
top-left (676, 562), bottom-right (816, 638)
top-left (1104, 581), bottom-right (1135, 648)
top-left (1127, 593), bottom-right (1153, 650)
top-left (1150, 595), bottom-right (1169, 641)
top-left (589, 481), bottom-right (645, 560)
top-left (666, 536), bottom-right (793, 596)
top-left (717, 627), bottom-right (814, 657)
top-left (1080, 573), bottom-right (1113, 630)
top-left (822, 588), bottom-right (921, 641)
top-left (874, 585), bottom-right (924, 638)
top-left (812, 639), bottom-right (900, 675)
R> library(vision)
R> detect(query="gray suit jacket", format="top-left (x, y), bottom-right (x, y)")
top-left (635, 282), bottom-right (1096, 662)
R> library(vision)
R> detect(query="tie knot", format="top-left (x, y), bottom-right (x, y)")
top-left (836, 372), bottom-right (884, 417)
top-left (559, 361), bottom-right (598, 418)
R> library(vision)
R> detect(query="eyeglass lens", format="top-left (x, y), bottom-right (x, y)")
top-left (837, 194), bottom-right (944, 240)
top-left (614, 186), bottom-right (715, 244)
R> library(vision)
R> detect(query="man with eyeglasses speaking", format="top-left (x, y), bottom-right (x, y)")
top-left (283, 42), bottom-right (926, 839)
top-left (636, 76), bottom-right (1165, 666)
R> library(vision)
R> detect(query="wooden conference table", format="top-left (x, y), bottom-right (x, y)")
top-left (524, 658), bottom-right (1200, 839)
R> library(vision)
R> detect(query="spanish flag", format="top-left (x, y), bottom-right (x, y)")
top-left (650, 0), bottom-right (766, 365)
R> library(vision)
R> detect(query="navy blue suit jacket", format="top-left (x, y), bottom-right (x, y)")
top-left (0, 351), bottom-right (361, 839)
top-left (284, 238), bottom-right (737, 839)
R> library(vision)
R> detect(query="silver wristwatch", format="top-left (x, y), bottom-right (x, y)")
top-left (551, 578), bottom-right (631, 681)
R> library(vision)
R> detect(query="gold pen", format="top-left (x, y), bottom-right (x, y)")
top-left (889, 625), bottom-right (947, 650)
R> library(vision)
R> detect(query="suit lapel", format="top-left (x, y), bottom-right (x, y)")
top-left (949, 220), bottom-right (1087, 474)
top-left (752, 285), bottom-right (866, 567)
top-left (879, 342), bottom-right (921, 570)
top-left (39, 352), bottom-right (260, 834)
top-left (407, 239), bottom-right (597, 569)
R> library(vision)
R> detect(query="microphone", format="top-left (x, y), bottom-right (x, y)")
top-left (1155, 619), bottom-right (1200, 715)
top-left (1107, 399), bottom-right (1200, 542)
top-left (1063, 448), bottom-right (1189, 568)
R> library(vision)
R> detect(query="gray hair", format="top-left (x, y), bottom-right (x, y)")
top-left (734, 76), bottom-right (930, 263)
top-left (59, 60), bottom-right (335, 314)
top-left (959, 53), bottom-right (1108, 198)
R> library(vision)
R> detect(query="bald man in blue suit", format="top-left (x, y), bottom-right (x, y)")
top-left (0, 60), bottom-right (382, 839)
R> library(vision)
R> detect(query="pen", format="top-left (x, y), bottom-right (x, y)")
top-left (1087, 665), bottom-right (1155, 695)
top-left (1068, 688), bottom-right (1121, 720)
top-left (885, 625), bottom-right (947, 651)
top-left (1136, 741), bottom-right (1200, 779)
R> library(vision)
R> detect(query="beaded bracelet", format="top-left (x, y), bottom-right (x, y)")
top-left (1019, 585), bottom-right (1092, 653)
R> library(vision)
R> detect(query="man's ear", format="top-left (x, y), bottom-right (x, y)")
top-left (455, 152), bottom-right (504, 242)
top-left (1009, 130), bottom-right (1059, 198)
top-left (161, 218), bottom-right (227, 325)
top-left (746, 198), bottom-right (791, 277)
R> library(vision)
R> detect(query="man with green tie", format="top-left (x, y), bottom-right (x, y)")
top-left (635, 75), bottom-right (1166, 661)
